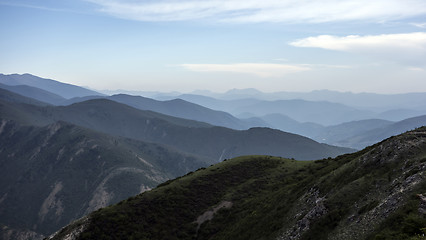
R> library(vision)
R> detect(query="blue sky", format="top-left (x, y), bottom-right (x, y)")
top-left (1, 0), bottom-right (426, 93)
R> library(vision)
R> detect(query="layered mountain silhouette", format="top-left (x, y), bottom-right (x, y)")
top-left (0, 89), bottom-right (351, 162)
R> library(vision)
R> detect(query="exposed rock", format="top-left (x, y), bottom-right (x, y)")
top-left (418, 193), bottom-right (426, 215)
top-left (279, 188), bottom-right (327, 240)
top-left (195, 201), bottom-right (233, 233)
top-left (38, 182), bottom-right (64, 223)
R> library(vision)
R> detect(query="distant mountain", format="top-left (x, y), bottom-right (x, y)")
top-left (0, 95), bottom-right (352, 162)
top-left (64, 94), bottom-right (252, 130)
top-left (187, 88), bottom-right (426, 112)
top-left (0, 119), bottom-right (207, 238)
top-left (232, 99), bottom-right (375, 126)
top-left (0, 74), bottom-right (103, 99)
top-left (0, 83), bottom-right (66, 105)
top-left (377, 108), bottom-right (425, 122)
top-left (336, 115), bottom-right (426, 149)
top-left (51, 127), bottom-right (426, 240)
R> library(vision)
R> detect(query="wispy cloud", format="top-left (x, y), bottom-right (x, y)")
top-left (0, 1), bottom-right (91, 14)
top-left (85, 0), bottom-right (426, 23)
top-left (290, 32), bottom-right (426, 65)
top-left (180, 63), bottom-right (311, 77)
top-left (407, 66), bottom-right (425, 71)
top-left (411, 22), bottom-right (426, 28)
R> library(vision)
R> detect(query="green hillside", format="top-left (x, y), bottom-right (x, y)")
top-left (51, 127), bottom-right (426, 240)
top-left (0, 119), bottom-right (207, 237)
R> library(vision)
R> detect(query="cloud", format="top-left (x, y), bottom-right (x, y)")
top-left (180, 63), bottom-right (310, 77)
top-left (85, 0), bottom-right (426, 23)
top-left (290, 32), bottom-right (426, 65)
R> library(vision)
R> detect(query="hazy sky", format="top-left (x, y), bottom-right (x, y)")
top-left (1, 0), bottom-right (426, 93)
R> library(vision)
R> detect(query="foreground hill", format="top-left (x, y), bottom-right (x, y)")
top-left (0, 92), bottom-right (352, 161)
top-left (0, 119), bottom-right (207, 238)
top-left (51, 127), bottom-right (426, 240)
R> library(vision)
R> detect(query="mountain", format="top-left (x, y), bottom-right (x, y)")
top-left (0, 83), bottom-right (66, 105)
top-left (0, 119), bottom-right (208, 239)
top-left (64, 94), bottom-right (252, 130)
top-left (336, 115), bottom-right (426, 149)
top-left (50, 127), bottom-right (426, 240)
top-left (0, 92), bottom-right (352, 162)
top-left (0, 74), bottom-right (103, 99)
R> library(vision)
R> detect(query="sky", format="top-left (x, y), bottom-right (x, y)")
top-left (1, 0), bottom-right (426, 94)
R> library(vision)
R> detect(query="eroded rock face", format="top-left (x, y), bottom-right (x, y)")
top-left (38, 182), bottom-right (64, 224)
top-left (279, 188), bottom-right (327, 240)
top-left (418, 193), bottom-right (426, 215)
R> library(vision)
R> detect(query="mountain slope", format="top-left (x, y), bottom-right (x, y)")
top-left (0, 119), bottom-right (207, 238)
top-left (50, 127), bottom-right (426, 240)
top-left (0, 73), bottom-right (102, 99)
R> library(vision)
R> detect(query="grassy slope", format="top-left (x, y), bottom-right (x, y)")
top-left (52, 127), bottom-right (426, 240)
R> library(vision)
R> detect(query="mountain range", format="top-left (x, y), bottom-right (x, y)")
top-left (2, 74), bottom-right (426, 151)
top-left (1, 73), bottom-right (426, 239)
